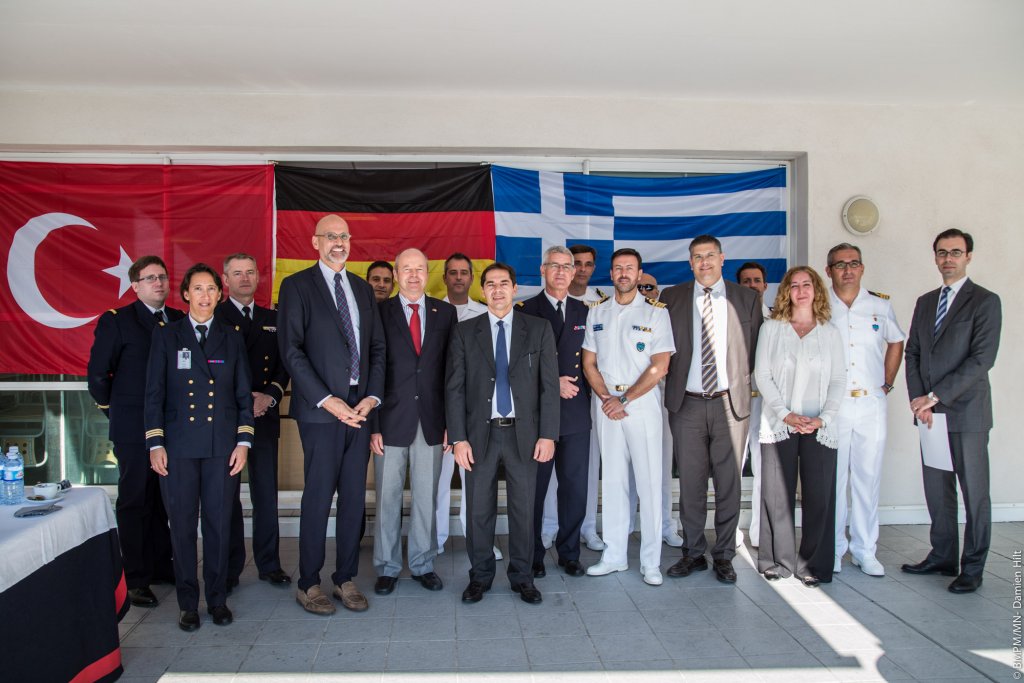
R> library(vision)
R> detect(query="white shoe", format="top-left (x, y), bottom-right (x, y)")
top-left (492, 546), bottom-right (503, 561)
top-left (586, 561), bottom-right (628, 576)
top-left (735, 528), bottom-right (745, 547)
top-left (642, 566), bottom-right (663, 586)
top-left (583, 534), bottom-right (607, 551)
top-left (541, 533), bottom-right (554, 549)
top-left (833, 556), bottom-right (842, 573)
top-left (662, 531), bottom-right (684, 548)
top-left (852, 555), bottom-right (885, 577)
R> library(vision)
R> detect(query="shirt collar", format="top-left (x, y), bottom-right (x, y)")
top-left (399, 292), bottom-right (424, 309)
top-left (488, 309), bottom-right (514, 327)
top-left (319, 260), bottom-right (347, 282)
top-left (188, 314), bottom-right (213, 331)
top-left (543, 290), bottom-right (567, 310)
top-left (228, 297), bottom-right (253, 314)
top-left (943, 276), bottom-right (968, 296)
top-left (694, 277), bottom-right (726, 297)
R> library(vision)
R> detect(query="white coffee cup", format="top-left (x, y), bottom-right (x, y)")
top-left (33, 483), bottom-right (60, 500)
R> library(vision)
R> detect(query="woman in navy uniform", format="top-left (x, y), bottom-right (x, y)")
top-left (145, 263), bottom-right (255, 632)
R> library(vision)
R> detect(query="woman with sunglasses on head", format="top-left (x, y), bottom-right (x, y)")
top-left (754, 265), bottom-right (846, 587)
top-left (145, 263), bottom-right (254, 630)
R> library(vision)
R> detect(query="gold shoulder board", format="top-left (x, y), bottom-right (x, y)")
top-left (645, 297), bottom-right (666, 308)
top-left (868, 290), bottom-right (890, 300)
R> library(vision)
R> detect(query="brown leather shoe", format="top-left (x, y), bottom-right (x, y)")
top-left (334, 581), bottom-right (369, 612)
top-left (296, 585), bottom-right (336, 615)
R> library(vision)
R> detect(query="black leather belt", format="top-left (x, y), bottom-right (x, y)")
top-left (685, 390), bottom-right (729, 400)
top-left (490, 417), bottom-right (516, 427)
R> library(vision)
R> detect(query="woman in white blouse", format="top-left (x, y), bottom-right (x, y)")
top-left (754, 266), bottom-right (846, 586)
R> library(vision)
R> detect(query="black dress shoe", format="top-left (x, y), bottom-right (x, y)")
top-left (128, 587), bottom-right (158, 607)
top-left (226, 577), bottom-right (239, 595)
top-left (412, 572), bottom-right (444, 591)
top-left (798, 574), bottom-right (820, 588)
top-left (532, 562), bottom-right (546, 578)
top-left (178, 610), bottom-right (200, 632)
top-left (374, 576), bottom-right (398, 595)
top-left (667, 555), bottom-right (708, 578)
top-left (901, 559), bottom-right (958, 576)
top-left (259, 569), bottom-right (292, 585)
top-left (559, 559), bottom-right (586, 577)
top-left (512, 583), bottom-right (543, 604)
top-left (208, 604), bottom-right (233, 626)
top-left (713, 559), bottom-right (737, 584)
top-left (762, 568), bottom-right (782, 581)
top-left (461, 581), bottom-right (489, 603)
top-left (948, 574), bottom-right (982, 594)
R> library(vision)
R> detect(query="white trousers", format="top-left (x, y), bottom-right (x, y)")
top-left (742, 396), bottom-right (763, 546)
top-left (580, 407), bottom-right (602, 539)
top-left (594, 392), bottom-right (663, 569)
top-left (834, 394), bottom-right (887, 560)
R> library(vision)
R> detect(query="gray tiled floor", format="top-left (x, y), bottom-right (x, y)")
top-left (117, 522), bottom-right (1023, 682)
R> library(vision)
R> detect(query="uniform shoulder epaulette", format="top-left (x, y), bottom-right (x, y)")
top-left (586, 299), bottom-right (604, 309)
top-left (645, 297), bottom-right (666, 308)
top-left (158, 321), bottom-right (165, 326)
top-left (108, 309), bottom-right (118, 315)
top-left (595, 288), bottom-right (610, 302)
top-left (515, 301), bottom-right (525, 308)
top-left (868, 290), bottom-right (890, 300)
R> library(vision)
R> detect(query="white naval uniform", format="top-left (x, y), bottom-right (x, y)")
top-left (583, 294), bottom-right (675, 570)
top-left (831, 287), bottom-right (905, 562)
top-left (742, 302), bottom-right (772, 547)
top-left (435, 297), bottom-right (489, 548)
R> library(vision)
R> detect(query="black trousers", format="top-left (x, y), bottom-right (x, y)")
top-left (228, 430), bottom-right (282, 578)
top-left (466, 423), bottom-right (537, 588)
top-left (159, 456), bottom-right (237, 610)
top-left (533, 430), bottom-right (590, 564)
top-left (296, 392), bottom-right (370, 591)
top-left (114, 440), bottom-right (173, 589)
top-left (922, 430), bottom-right (991, 577)
top-left (758, 433), bottom-right (837, 581)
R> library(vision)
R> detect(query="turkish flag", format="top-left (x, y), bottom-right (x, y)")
top-left (0, 162), bottom-right (273, 375)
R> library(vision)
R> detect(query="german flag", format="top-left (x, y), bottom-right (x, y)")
top-left (274, 165), bottom-right (495, 302)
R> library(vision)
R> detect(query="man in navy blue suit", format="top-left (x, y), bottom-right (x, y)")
top-left (88, 255), bottom-right (180, 608)
top-left (278, 214), bottom-right (386, 615)
top-left (518, 246), bottom-right (592, 578)
top-left (370, 248), bottom-right (457, 595)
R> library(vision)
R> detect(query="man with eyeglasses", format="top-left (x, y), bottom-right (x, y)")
top-left (518, 246), bottom-right (592, 578)
top-left (88, 255), bottom-right (182, 607)
top-left (902, 229), bottom-right (1001, 594)
top-left (825, 244), bottom-right (905, 577)
top-left (277, 214), bottom-right (386, 615)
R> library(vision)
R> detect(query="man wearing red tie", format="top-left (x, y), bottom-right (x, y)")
top-left (370, 249), bottom-right (457, 595)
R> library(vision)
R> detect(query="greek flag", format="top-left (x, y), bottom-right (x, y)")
top-left (491, 165), bottom-right (788, 297)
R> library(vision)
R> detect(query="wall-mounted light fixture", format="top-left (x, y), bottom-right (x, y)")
top-left (842, 196), bottom-right (880, 235)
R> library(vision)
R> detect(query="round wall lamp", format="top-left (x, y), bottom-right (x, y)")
top-left (842, 195), bottom-right (880, 235)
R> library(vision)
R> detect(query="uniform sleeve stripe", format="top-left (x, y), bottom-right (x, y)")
top-left (145, 429), bottom-right (164, 437)
top-left (237, 426), bottom-right (255, 434)
top-left (270, 382), bottom-right (285, 393)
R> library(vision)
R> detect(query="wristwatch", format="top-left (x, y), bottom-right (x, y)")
top-left (618, 395), bottom-right (630, 406)
top-left (882, 383), bottom-right (894, 394)
top-left (927, 391), bottom-right (939, 404)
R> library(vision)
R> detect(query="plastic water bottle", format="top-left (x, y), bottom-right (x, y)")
top-left (2, 446), bottom-right (24, 505)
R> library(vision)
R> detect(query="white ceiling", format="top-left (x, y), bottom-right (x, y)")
top-left (1, 0), bottom-right (1022, 105)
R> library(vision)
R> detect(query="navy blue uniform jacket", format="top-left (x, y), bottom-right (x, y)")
top-left (517, 294), bottom-right (592, 436)
top-left (144, 317), bottom-right (255, 458)
top-left (88, 300), bottom-right (185, 442)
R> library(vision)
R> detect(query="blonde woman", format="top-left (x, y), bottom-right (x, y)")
top-left (755, 266), bottom-right (846, 586)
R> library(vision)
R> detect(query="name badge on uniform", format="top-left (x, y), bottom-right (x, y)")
top-left (593, 323), bottom-right (604, 331)
top-left (177, 349), bottom-right (192, 369)
top-left (262, 326), bottom-right (276, 333)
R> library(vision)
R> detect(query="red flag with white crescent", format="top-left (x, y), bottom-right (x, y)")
top-left (0, 162), bottom-right (273, 375)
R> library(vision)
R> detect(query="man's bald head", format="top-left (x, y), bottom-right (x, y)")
top-left (312, 214), bottom-right (352, 270)
top-left (395, 248), bottom-right (429, 300)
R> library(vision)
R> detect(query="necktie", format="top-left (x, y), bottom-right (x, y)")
top-left (333, 273), bottom-right (360, 382)
top-left (934, 286), bottom-right (952, 335)
top-left (153, 309), bottom-right (164, 324)
top-left (242, 305), bottom-right (251, 321)
top-left (552, 300), bottom-right (565, 338)
top-left (408, 303), bottom-right (422, 355)
top-left (196, 324), bottom-right (208, 350)
top-left (495, 320), bottom-right (512, 417)
top-left (700, 287), bottom-right (719, 394)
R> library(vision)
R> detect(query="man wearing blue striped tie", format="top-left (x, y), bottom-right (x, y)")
top-left (903, 228), bottom-right (1001, 594)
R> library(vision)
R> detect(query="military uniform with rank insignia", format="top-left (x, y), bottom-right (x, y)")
top-left (830, 286), bottom-right (905, 574)
top-left (217, 298), bottom-right (290, 586)
top-left (87, 299), bottom-right (182, 602)
top-left (144, 314), bottom-right (255, 614)
top-left (582, 294), bottom-right (675, 579)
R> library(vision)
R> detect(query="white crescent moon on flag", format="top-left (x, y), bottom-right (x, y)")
top-left (7, 212), bottom-right (100, 329)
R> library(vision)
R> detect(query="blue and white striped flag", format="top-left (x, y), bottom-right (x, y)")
top-left (491, 165), bottom-right (788, 298)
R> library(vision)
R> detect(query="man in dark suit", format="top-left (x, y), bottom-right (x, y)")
top-left (369, 248), bottom-right (457, 596)
top-left (446, 263), bottom-right (559, 604)
top-left (219, 253), bottom-right (291, 589)
top-left (660, 235), bottom-right (762, 584)
top-left (278, 214), bottom-right (386, 615)
top-left (518, 246), bottom-right (591, 579)
top-left (902, 228), bottom-right (1002, 594)
top-left (88, 255), bottom-right (181, 607)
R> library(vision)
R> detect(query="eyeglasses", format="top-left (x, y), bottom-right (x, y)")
top-left (828, 260), bottom-right (862, 270)
top-left (136, 274), bottom-right (169, 284)
top-left (637, 284), bottom-right (657, 292)
top-left (315, 232), bottom-right (351, 242)
top-left (935, 249), bottom-right (966, 259)
top-left (543, 262), bottom-right (575, 272)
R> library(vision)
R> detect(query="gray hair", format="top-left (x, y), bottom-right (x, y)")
top-left (543, 245), bottom-right (573, 261)
top-left (826, 242), bottom-right (862, 266)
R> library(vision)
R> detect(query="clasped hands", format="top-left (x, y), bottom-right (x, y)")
top-left (909, 394), bottom-right (939, 427)
top-left (783, 412), bottom-right (823, 434)
top-left (322, 395), bottom-right (377, 428)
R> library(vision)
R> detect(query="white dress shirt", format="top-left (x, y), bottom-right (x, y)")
top-left (487, 309), bottom-right (516, 419)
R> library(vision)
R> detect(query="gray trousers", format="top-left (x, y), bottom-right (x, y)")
top-left (373, 422), bottom-right (443, 577)
top-left (668, 394), bottom-right (746, 560)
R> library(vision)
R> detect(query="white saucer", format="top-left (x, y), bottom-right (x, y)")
top-left (23, 493), bottom-right (65, 505)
